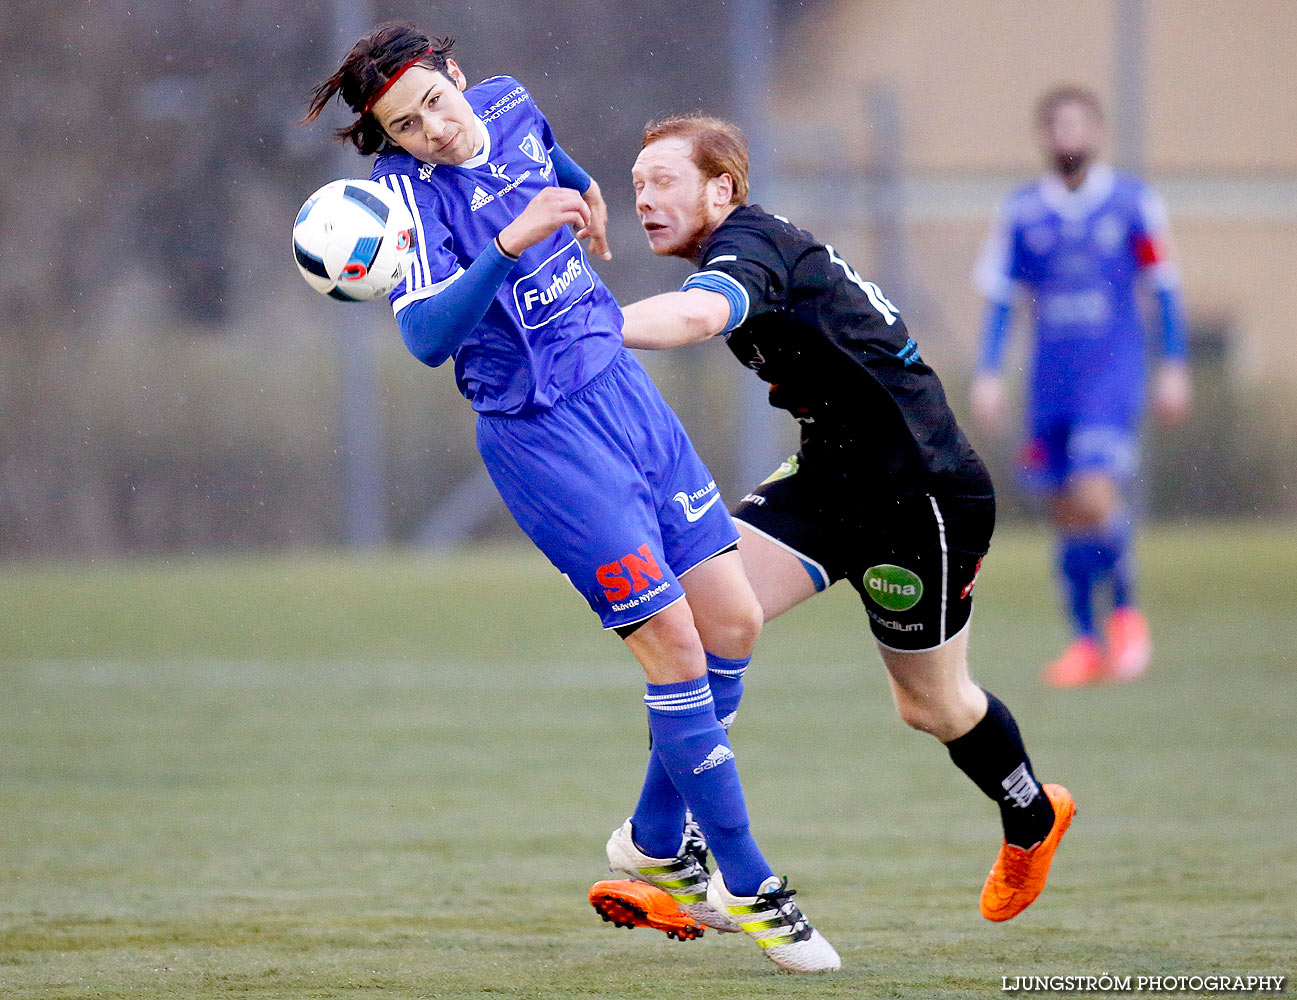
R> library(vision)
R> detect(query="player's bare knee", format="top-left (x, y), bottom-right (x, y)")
top-left (727, 594), bottom-right (764, 652)
top-left (652, 615), bottom-right (704, 661)
top-left (898, 699), bottom-right (975, 742)
top-left (892, 679), bottom-right (984, 741)
top-left (693, 591), bottom-right (763, 658)
top-left (625, 603), bottom-right (708, 682)
top-left (1058, 476), bottom-right (1119, 530)
top-left (894, 696), bottom-right (940, 735)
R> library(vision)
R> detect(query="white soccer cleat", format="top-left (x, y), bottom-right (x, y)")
top-left (605, 819), bottom-right (741, 932)
top-left (707, 870), bottom-right (841, 973)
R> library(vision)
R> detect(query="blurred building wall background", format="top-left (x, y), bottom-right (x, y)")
top-left (1, 0), bottom-right (1292, 560)
top-left (771, 0), bottom-right (1297, 516)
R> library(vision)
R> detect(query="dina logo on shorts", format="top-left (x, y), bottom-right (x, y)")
top-left (862, 564), bottom-right (923, 612)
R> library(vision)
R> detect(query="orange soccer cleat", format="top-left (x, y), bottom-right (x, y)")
top-left (1042, 637), bottom-right (1104, 688)
top-left (1103, 607), bottom-right (1151, 682)
top-left (589, 879), bottom-right (706, 941)
top-left (980, 783), bottom-right (1076, 921)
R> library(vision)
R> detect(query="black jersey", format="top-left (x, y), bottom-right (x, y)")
top-left (684, 204), bottom-right (989, 497)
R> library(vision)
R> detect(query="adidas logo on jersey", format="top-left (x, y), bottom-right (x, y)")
top-left (470, 186), bottom-right (494, 212)
top-left (693, 743), bottom-right (735, 774)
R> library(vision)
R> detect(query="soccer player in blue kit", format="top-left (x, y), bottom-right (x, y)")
top-left (972, 86), bottom-right (1191, 688)
top-left (304, 23), bottom-right (839, 973)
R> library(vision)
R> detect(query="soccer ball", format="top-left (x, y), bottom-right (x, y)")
top-left (292, 179), bottom-right (416, 302)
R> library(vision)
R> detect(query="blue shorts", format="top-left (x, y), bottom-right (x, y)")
top-left (476, 350), bottom-right (739, 630)
top-left (1020, 414), bottom-right (1140, 494)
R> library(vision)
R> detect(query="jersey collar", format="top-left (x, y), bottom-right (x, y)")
top-left (693, 203), bottom-right (758, 264)
top-left (1039, 162), bottom-right (1115, 218)
top-left (458, 118), bottom-right (493, 169)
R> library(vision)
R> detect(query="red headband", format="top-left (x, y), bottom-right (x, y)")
top-left (362, 46), bottom-right (437, 114)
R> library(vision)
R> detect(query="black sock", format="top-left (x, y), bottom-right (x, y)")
top-left (945, 691), bottom-right (1055, 848)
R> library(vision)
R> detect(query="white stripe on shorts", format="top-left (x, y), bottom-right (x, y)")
top-left (927, 495), bottom-right (949, 645)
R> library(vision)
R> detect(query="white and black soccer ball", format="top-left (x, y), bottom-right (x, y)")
top-left (292, 179), bottom-right (416, 302)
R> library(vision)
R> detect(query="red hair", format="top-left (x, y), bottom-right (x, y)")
top-left (642, 114), bottom-right (749, 205)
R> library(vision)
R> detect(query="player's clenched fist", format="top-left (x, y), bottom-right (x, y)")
top-left (498, 188), bottom-right (592, 258)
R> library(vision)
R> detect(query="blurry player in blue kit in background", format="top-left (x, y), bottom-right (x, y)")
top-left (971, 85), bottom-right (1192, 688)
top-left (304, 23), bottom-right (840, 973)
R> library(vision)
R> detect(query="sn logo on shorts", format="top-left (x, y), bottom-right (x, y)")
top-left (597, 544), bottom-right (672, 612)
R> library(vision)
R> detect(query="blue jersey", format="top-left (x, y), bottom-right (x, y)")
top-left (975, 164), bottom-right (1181, 422)
top-left (372, 76), bottom-right (623, 416)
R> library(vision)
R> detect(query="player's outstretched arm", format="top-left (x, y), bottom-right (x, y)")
top-left (621, 289), bottom-right (731, 350)
top-left (497, 188), bottom-right (591, 258)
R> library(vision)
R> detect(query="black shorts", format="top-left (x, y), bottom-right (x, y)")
top-left (733, 458), bottom-right (995, 651)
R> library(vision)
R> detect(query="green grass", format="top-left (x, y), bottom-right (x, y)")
top-left (3, 522), bottom-right (1295, 998)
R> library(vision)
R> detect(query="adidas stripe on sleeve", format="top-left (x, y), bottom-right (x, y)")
top-left (376, 173), bottom-right (465, 316)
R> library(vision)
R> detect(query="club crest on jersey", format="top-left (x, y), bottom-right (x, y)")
top-left (511, 239), bottom-right (594, 329)
top-left (518, 132), bottom-right (547, 164)
top-left (1094, 213), bottom-right (1124, 254)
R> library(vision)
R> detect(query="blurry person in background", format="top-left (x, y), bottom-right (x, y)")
top-left (971, 85), bottom-right (1191, 688)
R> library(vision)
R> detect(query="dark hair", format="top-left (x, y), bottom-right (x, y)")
top-left (1035, 84), bottom-right (1104, 129)
top-left (303, 22), bottom-right (455, 155)
top-left (641, 114), bottom-right (750, 205)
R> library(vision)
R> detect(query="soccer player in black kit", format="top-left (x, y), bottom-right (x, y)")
top-left (592, 115), bottom-right (1074, 930)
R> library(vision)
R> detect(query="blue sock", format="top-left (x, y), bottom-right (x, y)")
top-left (705, 650), bottom-right (749, 732)
top-left (1059, 533), bottom-right (1103, 637)
top-left (629, 652), bottom-right (750, 858)
top-left (1097, 512), bottom-right (1136, 609)
top-left (641, 676), bottom-right (772, 896)
top-left (630, 751), bottom-right (687, 860)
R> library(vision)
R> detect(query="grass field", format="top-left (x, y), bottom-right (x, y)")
top-left (3, 522), bottom-right (1295, 998)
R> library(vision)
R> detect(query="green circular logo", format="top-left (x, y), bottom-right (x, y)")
top-left (862, 564), bottom-right (924, 612)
